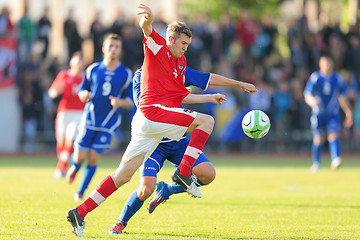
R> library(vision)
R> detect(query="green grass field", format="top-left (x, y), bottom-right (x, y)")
top-left (0, 154), bottom-right (359, 239)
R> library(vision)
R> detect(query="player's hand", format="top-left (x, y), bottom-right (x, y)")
top-left (137, 4), bottom-right (153, 21)
top-left (109, 96), bottom-right (120, 108)
top-left (78, 90), bottom-right (91, 102)
top-left (211, 93), bottom-right (227, 105)
top-left (242, 83), bottom-right (258, 93)
top-left (344, 113), bottom-right (353, 128)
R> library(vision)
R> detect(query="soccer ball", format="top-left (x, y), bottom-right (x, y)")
top-left (242, 110), bottom-right (270, 139)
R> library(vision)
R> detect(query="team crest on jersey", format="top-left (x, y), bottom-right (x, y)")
top-left (178, 63), bottom-right (184, 70)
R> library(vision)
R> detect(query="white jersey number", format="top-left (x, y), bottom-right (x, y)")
top-left (102, 82), bottom-right (112, 96)
top-left (173, 69), bottom-right (178, 79)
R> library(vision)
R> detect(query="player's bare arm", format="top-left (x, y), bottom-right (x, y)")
top-left (109, 96), bottom-right (133, 109)
top-left (78, 90), bottom-right (91, 103)
top-left (138, 4), bottom-right (153, 38)
top-left (182, 93), bottom-right (226, 105)
top-left (209, 74), bottom-right (258, 93)
top-left (338, 95), bottom-right (353, 128)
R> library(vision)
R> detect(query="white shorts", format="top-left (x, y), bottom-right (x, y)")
top-left (56, 110), bottom-right (83, 141)
top-left (120, 105), bottom-right (197, 165)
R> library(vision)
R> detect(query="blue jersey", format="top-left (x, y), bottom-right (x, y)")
top-left (79, 61), bottom-right (133, 132)
top-left (304, 71), bottom-right (347, 116)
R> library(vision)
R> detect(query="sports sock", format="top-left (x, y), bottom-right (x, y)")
top-left (77, 175), bottom-right (118, 219)
top-left (312, 142), bottom-right (323, 165)
top-left (77, 164), bottom-right (97, 195)
top-left (71, 153), bottom-right (82, 172)
top-left (329, 139), bottom-right (340, 160)
top-left (166, 176), bottom-right (204, 197)
top-left (117, 190), bottom-right (144, 225)
top-left (178, 129), bottom-right (209, 176)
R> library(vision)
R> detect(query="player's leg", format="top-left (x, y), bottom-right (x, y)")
top-left (172, 112), bottom-right (214, 196)
top-left (327, 116), bottom-right (342, 169)
top-left (74, 131), bottom-right (112, 201)
top-left (66, 149), bottom-right (88, 183)
top-left (149, 143), bottom-right (215, 213)
top-left (66, 126), bottom-right (94, 183)
top-left (109, 176), bottom-right (157, 234)
top-left (310, 114), bottom-right (325, 173)
top-left (74, 150), bottom-right (100, 202)
top-left (54, 112), bottom-right (67, 178)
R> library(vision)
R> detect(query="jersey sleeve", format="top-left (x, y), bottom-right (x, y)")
top-left (184, 67), bottom-right (211, 91)
top-left (79, 64), bottom-right (96, 92)
top-left (304, 72), bottom-right (317, 95)
top-left (49, 70), bottom-right (66, 93)
top-left (132, 68), bottom-right (142, 106)
top-left (120, 68), bottom-right (134, 105)
top-left (143, 29), bottom-right (166, 56)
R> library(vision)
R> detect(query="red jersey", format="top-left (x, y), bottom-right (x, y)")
top-left (139, 29), bottom-right (190, 108)
top-left (49, 70), bottom-right (85, 113)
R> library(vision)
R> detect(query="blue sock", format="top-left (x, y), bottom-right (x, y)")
top-left (71, 153), bottom-right (82, 172)
top-left (312, 143), bottom-right (323, 165)
top-left (77, 164), bottom-right (97, 195)
top-left (329, 139), bottom-right (340, 160)
top-left (118, 190), bottom-right (144, 225)
top-left (166, 176), bottom-right (204, 198)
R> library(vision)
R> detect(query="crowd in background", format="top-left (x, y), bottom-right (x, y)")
top-left (1, 5), bottom-right (360, 153)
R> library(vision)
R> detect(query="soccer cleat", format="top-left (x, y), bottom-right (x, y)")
top-left (148, 181), bottom-right (169, 214)
top-left (66, 208), bottom-right (86, 237)
top-left (74, 193), bottom-right (84, 202)
top-left (172, 169), bottom-right (202, 198)
top-left (310, 163), bottom-right (320, 173)
top-left (108, 221), bottom-right (126, 235)
top-left (66, 165), bottom-right (77, 183)
top-left (331, 158), bottom-right (342, 170)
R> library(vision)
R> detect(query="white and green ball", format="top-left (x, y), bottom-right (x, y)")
top-left (242, 110), bottom-right (270, 139)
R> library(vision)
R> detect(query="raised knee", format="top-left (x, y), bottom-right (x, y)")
top-left (137, 185), bottom-right (155, 201)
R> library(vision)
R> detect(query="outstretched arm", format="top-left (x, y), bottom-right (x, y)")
top-left (209, 74), bottom-right (258, 93)
top-left (137, 4), bottom-right (153, 38)
top-left (182, 93), bottom-right (226, 105)
top-left (338, 95), bottom-right (353, 128)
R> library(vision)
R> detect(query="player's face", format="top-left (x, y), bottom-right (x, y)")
top-left (103, 39), bottom-right (122, 60)
top-left (319, 57), bottom-right (333, 76)
top-left (70, 55), bottom-right (84, 70)
top-left (169, 33), bottom-right (191, 58)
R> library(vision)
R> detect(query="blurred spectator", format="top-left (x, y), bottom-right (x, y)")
top-left (17, 7), bottom-right (36, 64)
top-left (0, 6), bottom-right (14, 38)
top-left (110, 10), bottom-right (126, 36)
top-left (64, 8), bottom-right (82, 62)
top-left (90, 12), bottom-right (105, 62)
top-left (37, 6), bottom-right (51, 60)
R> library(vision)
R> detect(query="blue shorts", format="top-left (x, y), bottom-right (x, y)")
top-left (310, 113), bottom-right (340, 136)
top-left (140, 137), bottom-right (210, 177)
top-left (74, 127), bottom-right (112, 155)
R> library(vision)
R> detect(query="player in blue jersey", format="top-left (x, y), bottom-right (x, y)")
top-left (65, 33), bottom-right (134, 202)
top-left (304, 54), bottom-right (353, 173)
top-left (108, 66), bottom-right (257, 234)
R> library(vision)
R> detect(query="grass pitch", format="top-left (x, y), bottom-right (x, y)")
top-left (0, 154), bottom-right (359, 239)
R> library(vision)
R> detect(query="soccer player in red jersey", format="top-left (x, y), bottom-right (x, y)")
top-left (48, 51), bottom-right (85, 178)
top-left (66, 4), bottom-right (254, 237)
